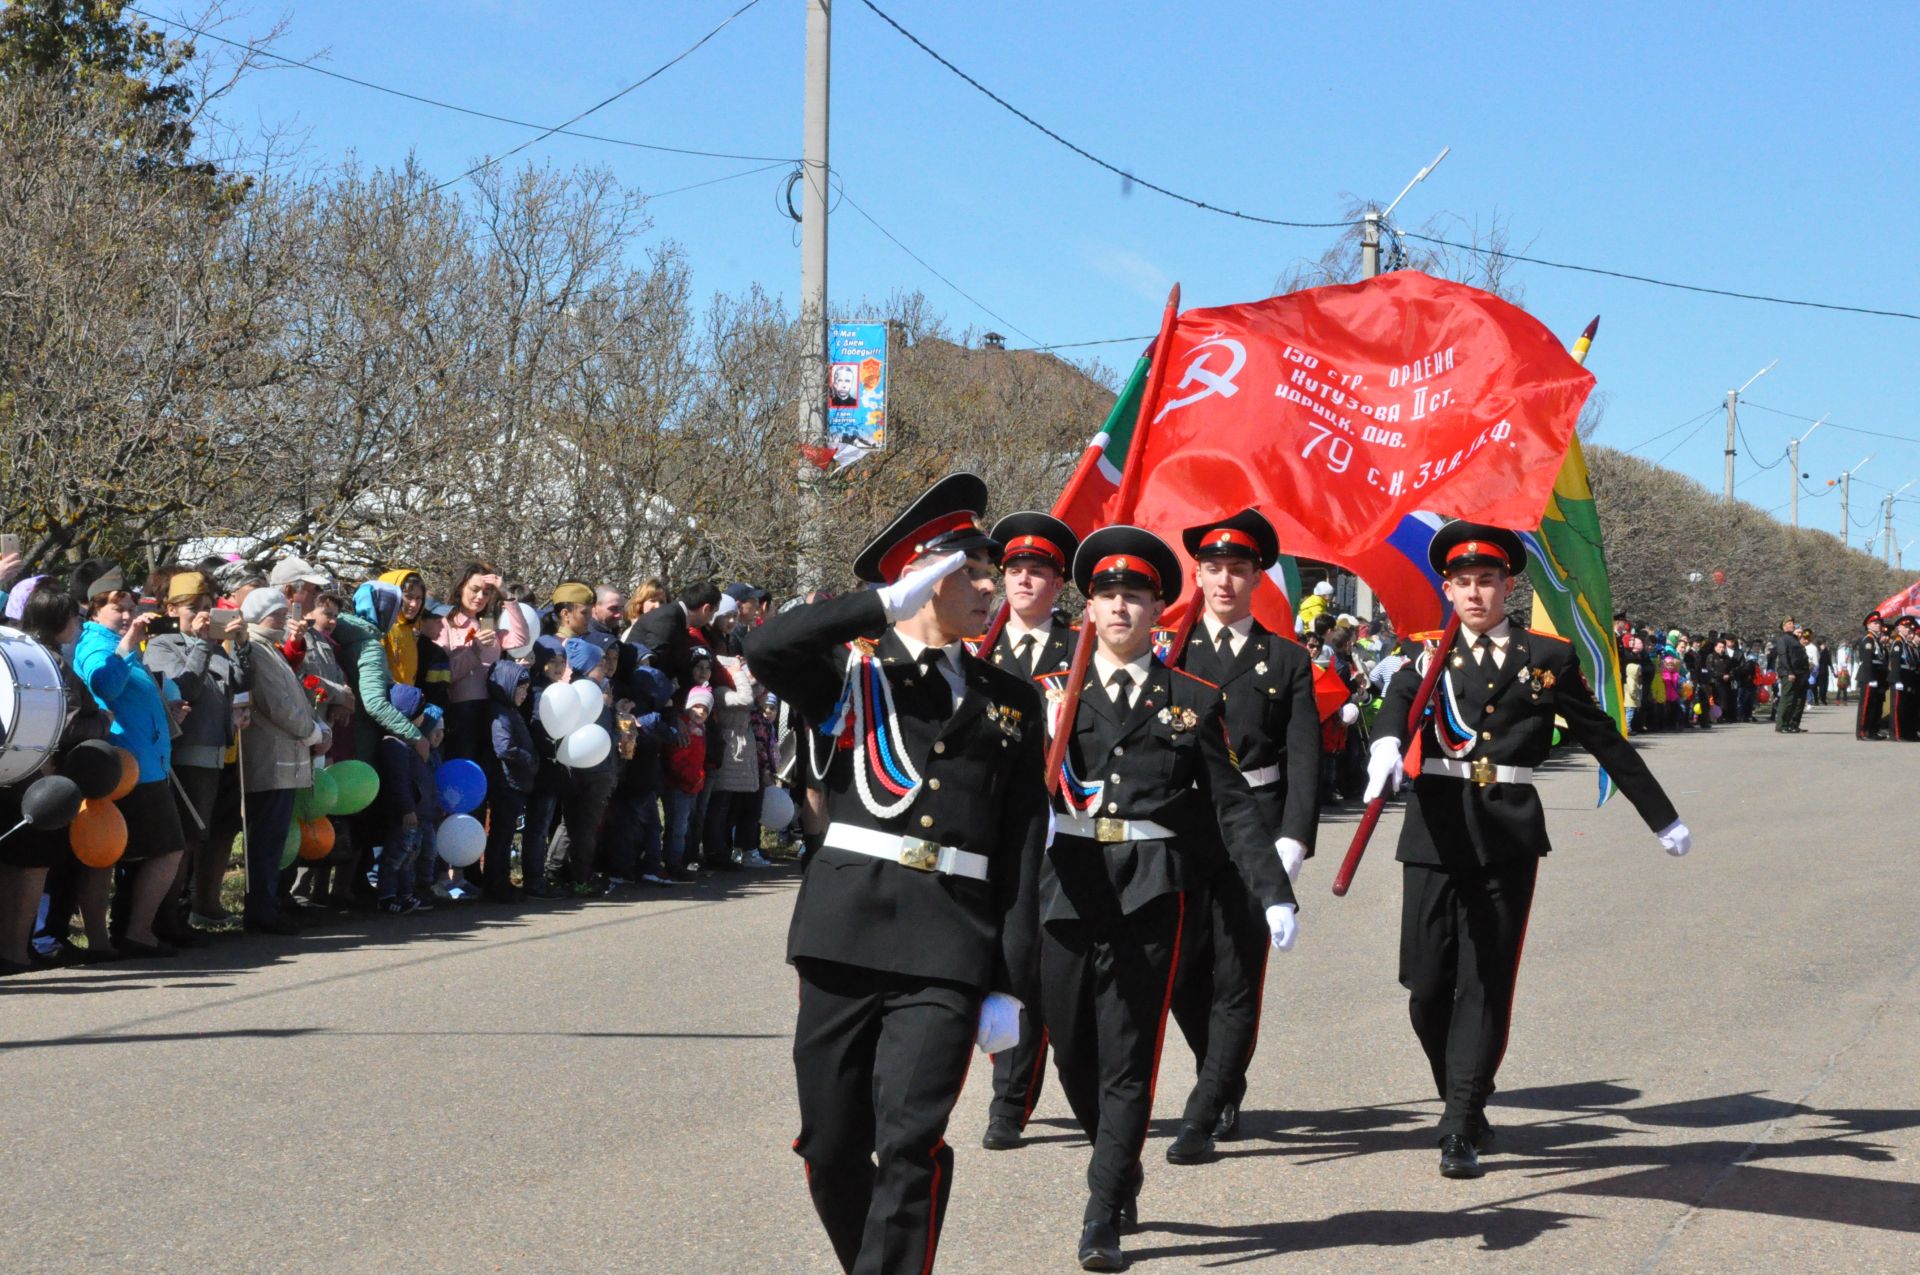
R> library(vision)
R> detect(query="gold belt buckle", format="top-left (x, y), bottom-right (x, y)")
top-left (898, 838), bottom-right (940, 872)
top-left (1469, 757), bottom-right (1497, 787)
top-left (1094, 817), bottom-right (1127, 843)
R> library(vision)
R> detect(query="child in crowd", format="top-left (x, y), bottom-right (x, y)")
top-left (522, 636), bottom-right (572, 898)
top-left (663, 685), bottom-right (712, 878)
top-left (484, 658), bottom-right (536, 902)
top-left (604, 644), bottom-right (673, 886)
top-left (548, 635), bottom-right (618, 896)
top-left (376, 685), bottom-right (435, 914)
top-left (416, 705), bottom-right (469, 902)
top-left (417, 602), bottom-right (453, 715)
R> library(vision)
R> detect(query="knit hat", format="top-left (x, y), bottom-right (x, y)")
top-left (686, 685), bottom-right (714, 713)
top-left (564, 636), bottom-right (603, 674)
top-left (389, 682), bottom-right (425, 719)
top-left (420, 703), bottom-right (444, 733)
top-left (715, 593), bottom-right (740, 620)
top-left (242, 589), bottom-right (289, 624)
top-left (4, 575), bottom-right (45, 622)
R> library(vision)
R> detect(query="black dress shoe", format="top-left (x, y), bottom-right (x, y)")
top-left (1470, 1121), bottom-right (1496, 1153)
top-left (1438, 1133), bottom-right (1483, 1179)
top-left (1213, 1100), bottom-right (1241, 1141)
top-left (981, 1116), bottom-right (1024, 1150)
top-left (1165, 1121), bottom-right (1215, 1164)
top-left (1077, 1219), bottom-right (1124, 1271)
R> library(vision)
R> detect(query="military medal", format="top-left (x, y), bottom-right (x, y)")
top-left (1157, 706), bottom-right (1198, 732)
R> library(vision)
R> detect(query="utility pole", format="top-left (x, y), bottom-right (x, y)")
top-left (1722, 360), bottom-right (1777, 501)
top-left (1839, 456), bottom-right (1870, 547)
top-left (794, 0), bottom-right (831, 589)
top-left (1885, 481), bottom-right (1915, 567)
top-left (1788, 414), bottom-right (1826, 530)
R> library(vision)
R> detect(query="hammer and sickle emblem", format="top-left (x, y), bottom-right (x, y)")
top-left (1153, 336), bottom-right (1247, 423)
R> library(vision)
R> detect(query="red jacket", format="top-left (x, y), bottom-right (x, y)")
top-left (665, 722), bottom-right (708, 795)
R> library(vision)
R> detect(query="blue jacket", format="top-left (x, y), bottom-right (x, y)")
top-left (72, 621), bottom-right (172, 782)
top-left (488, 660), bottom-right (538, 793)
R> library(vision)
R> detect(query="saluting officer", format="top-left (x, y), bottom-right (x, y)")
top-left (1163, 508), bottom-right (1322, 1165)
top-left (1036, 526), bottom-right (1299, 1273)
top-left (1857, 612), bottom-right (1891, 740)
top-left (1364, 521), bottom-right (1691, 1180)
top-left (744, 473), bottom-right (1050, 1275)
top-left (979, 511), bottom-right (1079, 1153)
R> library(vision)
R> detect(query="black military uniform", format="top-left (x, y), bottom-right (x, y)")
top-left (1036, 527), bottom-right (1295, 1271)
top-left (1379, 521), bottom-right (1681, 1177)
top-left (743, 474), bottom-right (1049, 1275)
top-left (1163, 509), bottom-right (1321, 1162)
top-left (1893, 617), bottom-right (1920, 740)
top-left (980, 512), bottom-right (1079, 1150)
top-left (1857, 613), bottom-right (1891, 740)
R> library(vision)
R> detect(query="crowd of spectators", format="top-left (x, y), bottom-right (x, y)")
top-left (0, 548), bottom-right (787, 973)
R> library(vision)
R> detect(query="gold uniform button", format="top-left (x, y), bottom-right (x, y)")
top-left (1484, 705), bottom-right (1495, 715)
top-left (1109, 773), bottom-right (1122, 783)
top-left (1106, 801), bottom-right (1119, 814)
top-left (919, 815), bottom-right (934, 828)
top-left (1481, 730), bottom-right (1493, 740)
top-left (1112, 746), bottom-right (1125, 757)
top-left (932, 741), bottom-right (946, 754)
top-left (928, 778), bottom-right (941, 791)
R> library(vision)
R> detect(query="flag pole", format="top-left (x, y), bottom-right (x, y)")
top-left (1043, 285), bottom-right (1181, 795)
top-left (1333, 312), bottom-right (1601, 897)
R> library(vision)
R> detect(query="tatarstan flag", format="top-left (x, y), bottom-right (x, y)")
top-left (1520, 435), bottom-right (1626, 806)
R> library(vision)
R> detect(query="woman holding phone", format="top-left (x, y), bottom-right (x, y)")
top-left (71, 562), bottom-right (190, 957)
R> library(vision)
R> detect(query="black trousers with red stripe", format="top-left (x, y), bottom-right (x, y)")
top-left (1039, 892), bottom-right (1184, 1225)
top-left (792, 958), bottom-right (979, 1275)
top-left (987, 1007), bottom-right (1049, 1128)
top-left (1399, 859), bottom-right (1539, 1141)
top-left (1170, 863), bottom-right (1271, 1129)
top-left (1857, 679), bottom-right (1887, 737)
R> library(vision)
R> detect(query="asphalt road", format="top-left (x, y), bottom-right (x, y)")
top-left (4, 701), bottom-right (1917, 1274)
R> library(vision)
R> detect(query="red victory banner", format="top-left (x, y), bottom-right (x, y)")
top-left (1071, 271), bottom-right (1594, 565)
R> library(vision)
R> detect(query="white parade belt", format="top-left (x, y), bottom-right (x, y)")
top-left (1422, 758), bottom-right (1533, 786)
top-left (1241, 763), bottom-right (1282, 788)
top-left (821, 823), bottom-right (990, 880)
top-left (1056, 812), bottom-right (1178, 843)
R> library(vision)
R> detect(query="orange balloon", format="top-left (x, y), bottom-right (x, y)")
top-left (70, 798), bottom-right (128, 868)
top-left (297, 817), bottom-right (335, 861)
top-left (109, 747), bottom-right (139, 801)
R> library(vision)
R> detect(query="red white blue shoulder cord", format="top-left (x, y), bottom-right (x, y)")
top-left (1039, 674), bottom-right (1103, 815)
top-left (1426, 647), bottom-right (1478, 760)
top-left (820, 643), bottom-right (924, 819)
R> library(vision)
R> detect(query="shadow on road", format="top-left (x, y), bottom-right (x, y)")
top-left (1118, 1080), bottom-right (1920, 1265)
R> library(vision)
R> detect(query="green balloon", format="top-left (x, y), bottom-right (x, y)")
top-left (327, 760), bottom-right (380, 816)
top-left (1551, 728), bottom-right (1562, 747)
top-left (279, 817), bottom-right (301, 870)
top-left (310, 767), bottom-right (339, 817)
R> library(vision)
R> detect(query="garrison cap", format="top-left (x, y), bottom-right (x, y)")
top-left (550, 581), bottom-right (594, 607)
top-left (1182, 507), bottom-right (1279, 569)
top-left (1074, 526), bottom-right (1180, 600)
top-left (1427, 519), bottom-right (1528, 577)
top-left (853, 472), bottom-right (999, 585)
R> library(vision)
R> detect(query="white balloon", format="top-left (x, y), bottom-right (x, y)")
top-left (558, 722), bottom-right (612, 769)
top-left (537, 684), bottom-right (585, 738)
top-left (573, 678), bottom-right (606, 723)
top-left (436, 813), bottom-right (486, 867)
top-left (760, 785), bottom-right (795, 830)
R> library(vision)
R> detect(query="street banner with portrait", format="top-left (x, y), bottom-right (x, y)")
top-left (825, 322), bottom-right (889, 463)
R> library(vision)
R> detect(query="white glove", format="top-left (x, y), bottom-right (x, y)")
top-left (1338, 702), bottom-right (1360, 724)
top-left (1362, 736), bottom-right (1406, 802)
top-left (975, 992), bottom-right (1022, 1054)
top-left (877, 550), bottom-right (968, 622)
top-left (1265, 903), bottom-right (1298, 952)
top-left (1276, 837), bottom-right (1307, 883)
top-left (1656, 819), bottom-right (1692, 858)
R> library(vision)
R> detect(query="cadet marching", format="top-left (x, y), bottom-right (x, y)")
top-left (746, 475), bottom-right (1694, 1274)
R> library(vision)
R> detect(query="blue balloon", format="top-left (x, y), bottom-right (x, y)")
top-left (434, 758), bottom-right (488, 816)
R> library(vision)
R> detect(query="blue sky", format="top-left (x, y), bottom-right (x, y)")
top-left (180, 1), bottom-right (1920, 555)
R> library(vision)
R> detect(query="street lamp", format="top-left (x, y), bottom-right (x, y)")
top-left (1723, 360), bottom-right (1777, 500)
top-left (1788, 413), bottom-right (1826, 530)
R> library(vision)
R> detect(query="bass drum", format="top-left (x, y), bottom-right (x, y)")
top-left (0, 624), bottom-right (68, 786)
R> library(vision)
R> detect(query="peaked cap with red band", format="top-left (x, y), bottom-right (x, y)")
top-left (1180, 506), bottom-right (1280, 570)
top-left (852, 471), bottom-right (1001, 585)
top-left (989, 511), bottom-right (1078, 573)
top-left (1426, 519), bottom-right (1528, 577)
top-left (1074, 525), bottom-right (1180, 600)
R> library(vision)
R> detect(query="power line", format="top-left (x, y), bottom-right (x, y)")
top-left (831, 176), bottom-right (1044, 346)
top-left (856, 1), bottom-right (1918, 324)
top-left (128, 6), bottom-right (793, 163)
top-left (854, 0), bottom-right (1354, 231)
top-left (1652, 413), bottom-right (1719, 466)
top-left (431, 0), bottom-right (769, 191)
top-left (1615, 406), bottom-right (1722, 455)
top-left (1012, 335), bottom-right (1156, 353)
top-left (1397, 231), bottom-right (1920, 322)
top-left (650, 161), bottom-right (792, 200)
top-left (1742, 401), bottom-right (1920, 445)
